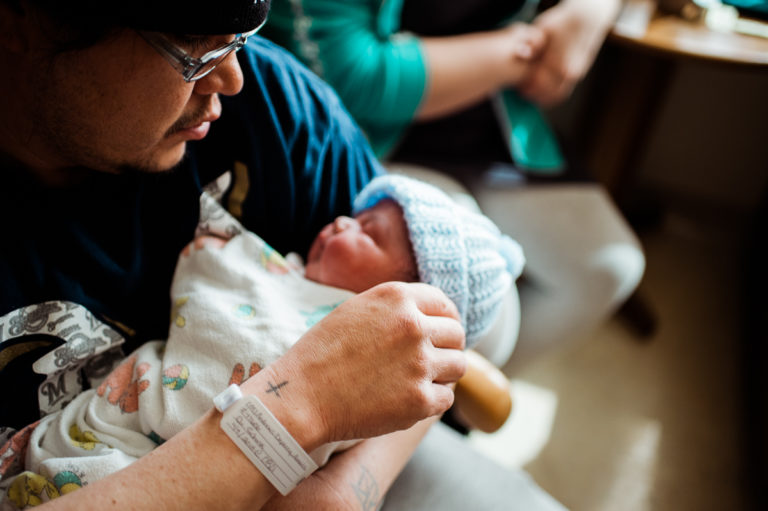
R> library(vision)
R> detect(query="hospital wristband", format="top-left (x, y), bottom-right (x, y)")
top-left (213, 383), bottom-right (319, 495)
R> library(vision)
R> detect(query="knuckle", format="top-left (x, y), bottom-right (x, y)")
top-left (411, 349), bottom-right (432, 377)
top-left (456, 329), bottom-right (467, 350)
top-left (378, 280), bottom-right (409, 301)
top-left (367, 281), bottom-right (403, 305)
top-left (439, 388), bottom-right (455, 412)
top-left (442, 298), bottom-right (461, 322)
top-left (410, 385), bottom-right (432, 412)
top-left (457, 353), bottom-right (468, 376)
top-left (395, 310), bottom-right (423, 339)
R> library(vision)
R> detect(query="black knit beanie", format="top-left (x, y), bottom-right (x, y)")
top-left (37, 0), bottom-right (271, 34)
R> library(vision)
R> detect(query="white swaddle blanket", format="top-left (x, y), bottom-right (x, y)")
top-left (2, 187), bottom-right (357, 509)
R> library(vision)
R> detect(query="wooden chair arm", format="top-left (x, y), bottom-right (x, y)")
top-left (453, 350), bottom-right (513, 433)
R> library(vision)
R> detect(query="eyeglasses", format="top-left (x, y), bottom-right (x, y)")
top-left (137, 19), bottom-right (266, 82)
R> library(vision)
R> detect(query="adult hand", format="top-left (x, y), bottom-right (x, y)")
top-left (418, 22), bottom-right (544, 119)
top-left (245, 282), bottom-right (466, 450)
top-left (498, 22), bottom-right (547, 86)
top-left (518, 0), bottom-right (621, 107)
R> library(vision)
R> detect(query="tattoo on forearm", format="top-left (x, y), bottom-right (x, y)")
top-left (352, 465), bottom-right (381, 511)
top-left (265, 380), bottom-right (288, 397)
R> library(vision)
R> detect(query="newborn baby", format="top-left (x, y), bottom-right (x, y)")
top-left (0, 174), bottom-right (524, 509)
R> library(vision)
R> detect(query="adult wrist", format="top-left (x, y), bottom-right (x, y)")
top-left (214, 384), bottom-right (319, 495)
top-left (489, 26), bottom-right (529, 88)
top-left (239, 363), bottom-right (325, 452)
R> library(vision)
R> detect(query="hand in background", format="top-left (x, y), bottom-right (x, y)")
top-left (419, 22), bottom-right (545, 119)
top-left (519, 0), bottom-right (621, 107)
top-left (500, 22), bottom-right (548, 86)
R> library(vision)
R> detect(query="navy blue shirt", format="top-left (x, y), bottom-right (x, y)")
top-left (0, 37), bottom-right (382, 431)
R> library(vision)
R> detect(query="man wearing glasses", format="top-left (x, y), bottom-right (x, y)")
top-left (0, 1), bottom-right (562, 510)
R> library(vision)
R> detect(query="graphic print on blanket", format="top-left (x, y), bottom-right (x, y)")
top-left (0, 302), bottom-right (126, 418)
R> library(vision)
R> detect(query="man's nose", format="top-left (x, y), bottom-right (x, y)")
top-left (193, 51), bottom-right (244, 97)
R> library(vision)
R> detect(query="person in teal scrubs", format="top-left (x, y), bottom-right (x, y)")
top-left (263, 0), bottom-right (622, 171)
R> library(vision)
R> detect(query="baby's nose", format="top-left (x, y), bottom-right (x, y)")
top-left (333, 216), bottom-right (358, 233)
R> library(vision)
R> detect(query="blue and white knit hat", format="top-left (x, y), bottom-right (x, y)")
top-left (353, 174), bottom-right (525, 346)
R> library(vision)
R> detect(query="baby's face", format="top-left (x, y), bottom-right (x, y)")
top-left (305, 199), bottom-right (418, 292)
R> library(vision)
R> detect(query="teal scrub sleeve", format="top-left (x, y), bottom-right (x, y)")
top-left (264, 0), bottom-right (428, 157)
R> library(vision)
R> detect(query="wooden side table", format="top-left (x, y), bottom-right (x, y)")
top-left (579, 0), bottom-right (768, 200)
top-left (568, 1), bottom-right (768, 338)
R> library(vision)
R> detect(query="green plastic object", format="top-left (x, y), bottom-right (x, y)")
top-left (495, 89), bottom-right (565, 174)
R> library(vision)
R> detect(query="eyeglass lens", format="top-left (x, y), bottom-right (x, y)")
top-left (188, 37), bottom-right (247, 81)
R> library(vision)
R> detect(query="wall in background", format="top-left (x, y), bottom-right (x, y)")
top-left (547, 41), bottom-right (768, 215)
top-left (547, 40), bottom-right (768, 506)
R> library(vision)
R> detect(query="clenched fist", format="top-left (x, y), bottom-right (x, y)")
top-left (243, 281), bottom-right (466, 451)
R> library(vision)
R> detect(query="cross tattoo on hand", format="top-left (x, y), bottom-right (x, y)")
top-left (266, 380), bottom-right (289, 397)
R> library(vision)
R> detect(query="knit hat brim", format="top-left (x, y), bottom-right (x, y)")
top-left (353, 174), bottom-right (525, 345)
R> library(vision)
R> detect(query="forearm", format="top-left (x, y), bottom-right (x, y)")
top-left (520, 0), bottom-right (623, 106)
top-left (36, 365), bottom-right (322, 511)
top-left (264, 416), bottom-right (439, 511)
top-left (418, 29), bottom-right (529, 120)
top-left (35, 282), bottom-right (465, 511)
top-left (36, 410), bottom-right (276, 511)
top-left (322, 417), bottom-right (439, 505)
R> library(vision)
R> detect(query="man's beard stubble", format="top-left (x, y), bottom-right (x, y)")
top-left (37, 81), bottom-right (217, 176)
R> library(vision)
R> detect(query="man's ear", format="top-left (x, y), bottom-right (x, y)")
top-left (0, 1), bottom-right (32, 52)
